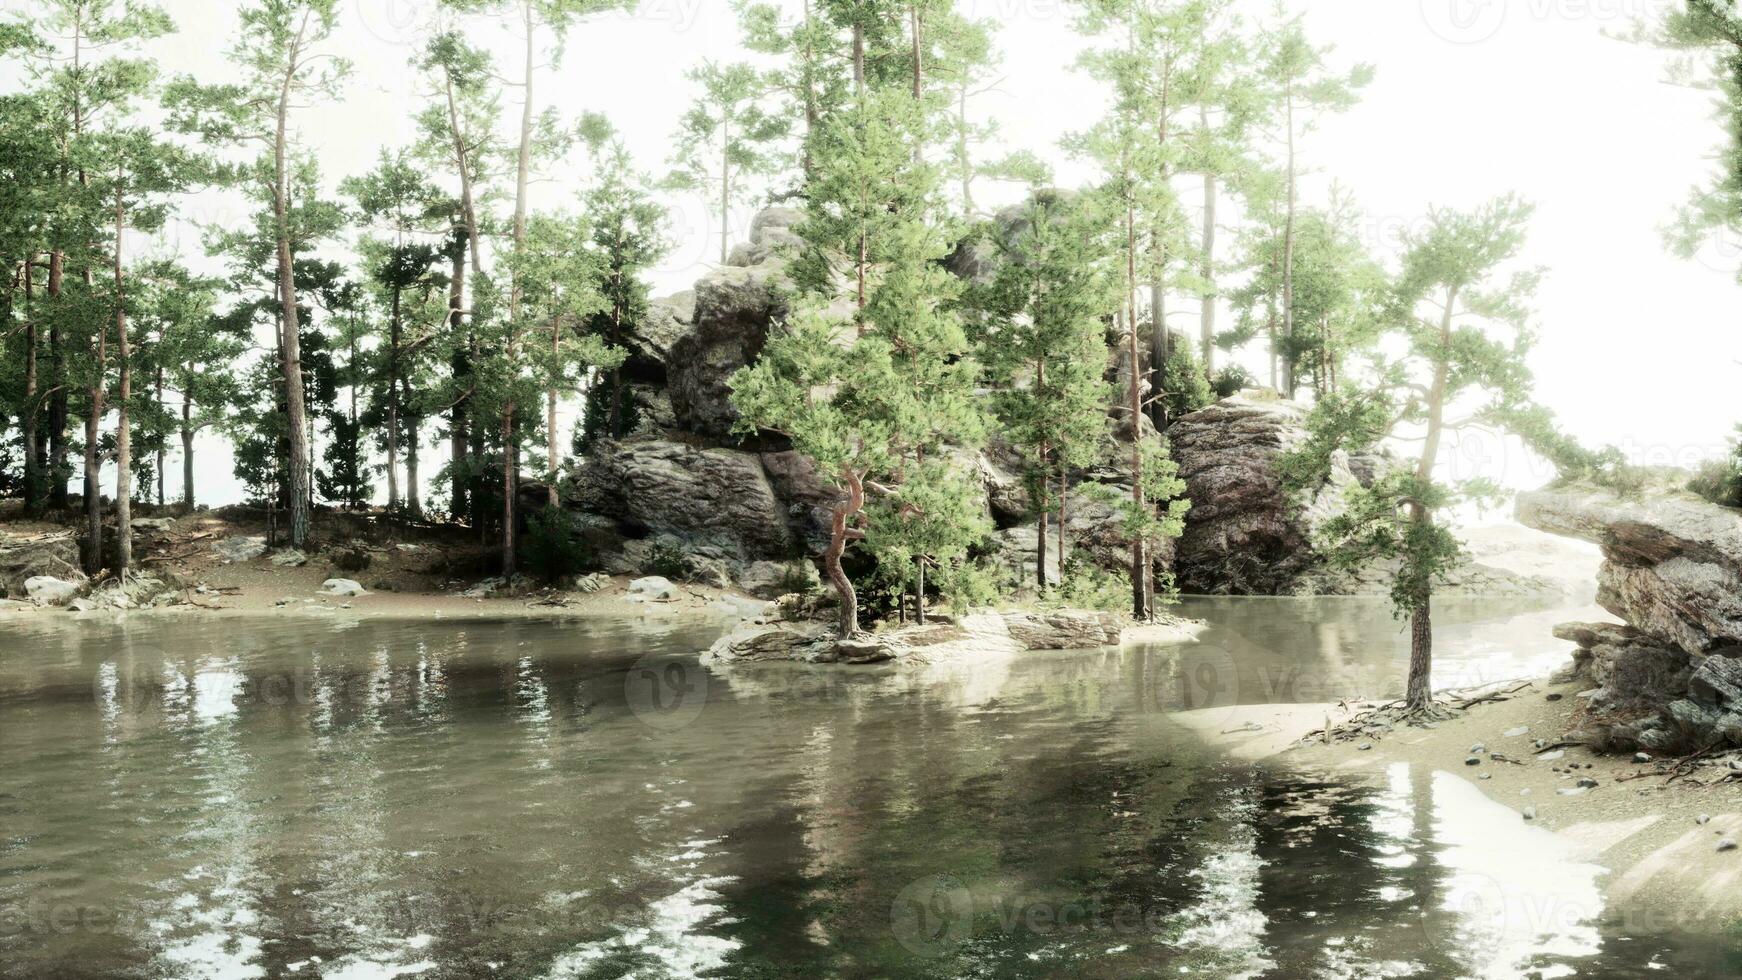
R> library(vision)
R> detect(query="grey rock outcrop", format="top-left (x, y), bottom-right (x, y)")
top-left (0, 535), bottom-right (82, 598)
top-left (668, 263), bottom-right (790, 437)
top-left (1518, 482), bottom-right (1742, 655)
top-left (1168, 395), bottom-right (1376, 595)
top-left (1520, 479), bottom-right (1742, 750)
top-left (571, 439), bottom-right (797, 559)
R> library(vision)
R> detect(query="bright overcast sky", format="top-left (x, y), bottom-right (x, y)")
top-left (15, 0), bottom-right (1740, 507)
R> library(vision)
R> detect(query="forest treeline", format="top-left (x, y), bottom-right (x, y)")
top-left (0, 1), bottom-right (1734, 712)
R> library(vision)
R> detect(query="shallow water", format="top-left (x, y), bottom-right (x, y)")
top-left (1, 599), bottom-right (1738, 979)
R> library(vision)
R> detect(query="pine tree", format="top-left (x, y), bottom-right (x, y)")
top-left (165, 0), bottom-right (350, 549)
top-left (580, 137), bottom-right (668, 448)
top-left (975, 190), bottom-right (1116, 591)
top-left (27, 0), bottom-right (173, 568)
top-left (413, 27), bottom-right (503, 522)
top-left (666, 61), bottom-right (788, 264)
top-left (1281, 196), bottom-right (1567, 717)
top-left (1255, 10), bottom-right (1371, 397)
top-left (343, 149), bottom-right (448, 515)
top-left (480, 210), bottom-right (621, 576)
top-left (93, 126), bottom-right (198, 575)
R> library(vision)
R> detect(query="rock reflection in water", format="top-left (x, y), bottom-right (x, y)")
top-left (0, 611), bottom-right (1737, 978)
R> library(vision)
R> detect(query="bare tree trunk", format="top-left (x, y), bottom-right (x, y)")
top-left (504, 0), bottom-right (533, 567)
top-left (501, 406), bottom-right (517, 576)
top-left (441, 53), bottom-right (482, 523)
top-left (1036, 416), bottom-right (1049, 592)
top-left (447, 246), bottom-right (467, 521)
top-left (84, 350), bottom-right (105, 575)
top-left (406, 415), bottom-right (421, 517)
top-left (1280, 84), bottom-right (1298, 399)
top-left (1150, 280), bottom-right (1167, 429)
top-left (181, 378), bottom-right (194, 509)
top-left (719, 116), bottom-right (731, 264)
top-left (1125, 194), bottom-right (1150, 621)
top-left (915, 557), bottom-right (926, 625)
top-left (547, 315), bottom-right (560, 506)
top-left (154, 364), bottom-right (164, 506)
top-left (48, 252), bottom-right (68, 510)
top-left (275, 41), bottom-right (311, 549)
top-left (387, 278), bottom-right (402, 511)
top-left (1406, 596), bottom-right (1434, 711)
top-left (825, 469), bottom-right (864, 636)
top-left (1056, 469), bottom-right (1067, 575)
top-left (1199, 140), bottom-right (1217, 372)
top-left (1403, 285), bottom-right (1458, 713)
top-left (113, 182), bottom-right (132, 577)
top-left (22, 259), bottom-right (41, 515)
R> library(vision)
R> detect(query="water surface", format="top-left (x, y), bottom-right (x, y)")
top-left (2, 598), bottom-right (1737, 978)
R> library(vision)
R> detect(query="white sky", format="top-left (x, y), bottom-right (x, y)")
top-left (12, 0), bottom-right (1741, 508)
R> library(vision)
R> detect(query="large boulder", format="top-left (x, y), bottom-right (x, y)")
top-left (759, 449), bottom-right (838, 553)
top-left (570, 439), bottom-right (799, 560)
top-left (1520, 478), bottom-right (1742, 750)
top-left (619, 292), bottom-right (695, 381)
top-left (726, 207), bottom-right (804, 267)
top-left (1518, 481), bottom-right (1742, 655)
top-left (0, 534), bottom-right (83, 598)
top-left (1166, 396), bottom-right (1331, 594)
top-left (667, 261), bottom-right (790, 437)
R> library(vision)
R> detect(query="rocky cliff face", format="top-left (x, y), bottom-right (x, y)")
top-left (1517, 480), bottom-right (1742, 751)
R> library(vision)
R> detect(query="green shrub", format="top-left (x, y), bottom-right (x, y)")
top-left (521, 508), bottom-right (592, 584)
top-left (1209, 364), bottom-right (1255, 400)
top-left (645, 541), bottom-right (689, 579)
top-left (1688, 430), bottom-right (1742, 508)
top-left (1045, 555), bottom-right (1129, 612)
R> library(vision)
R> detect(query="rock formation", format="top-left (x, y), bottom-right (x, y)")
top-left (565, 205), bottom-right (1551, 602)
top-left (1518, 478), bottom-right (1742, 751)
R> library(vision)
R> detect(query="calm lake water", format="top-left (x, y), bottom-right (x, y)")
top-left (2, 597), bottom-right (1739, 979)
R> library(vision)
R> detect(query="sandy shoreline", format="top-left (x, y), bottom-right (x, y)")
top-left (1178, 680), bottom-right (1742, 935)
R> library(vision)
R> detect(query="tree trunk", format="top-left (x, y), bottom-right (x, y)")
top-left (1056, 469), bottom-right (1067, 575)
top-left (113, 183), bottom-right (132, 578)
top-left (607, 293), bottom-right (624, 439)
top-left (48, 252), bottom-right (68, 510)
top-left (154, 364), bottom-right (164, 506)
top-left (442, 52), bottom-right (482, 522)
top-left (181, 379), bottom-right (194, 509)
top-left (276, 58), bottom-right (311, 549)
top-left (1403, 285), bottom-right (1458, 713)
top-left (1200, 162), bottom-right (1217, 372)
top-left (914, 557), bottom-right (926, 625)
top-left (1280, 84), bottom-right (1298, 399)
top-left (505, 0), bottom-right (533, 563)
top-left (547, 315), bottom-right (560, 506)
top-left (719, 116), bottom-right (731, 265)
top-left (406, 415), bottom-right (421, 517)
top-left (21, 259), bottom-right (41, 515)
top-left (1125, 196), bottom-right (1150, 621)
top-left (825, 469), bottom-right (864, 636)
top-left (1405, 590), bottom-right (1434, 712)
top-left (1150, 280), bottom-right (1167, 429)
top-left (448, 245), bottom-right (467, 520)
top-left (387, 279), bottom-right (402, 511)
top-left (501, 405), bottom-right (517, 576)
top-left (1036, 358), bottom-right (1050, 590)
top-left (84, 364), bottom-right (105, 575)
